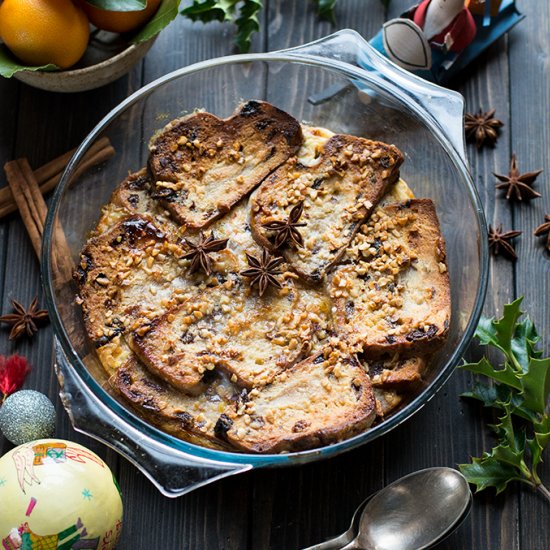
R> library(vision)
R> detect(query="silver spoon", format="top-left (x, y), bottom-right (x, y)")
top-left (303, 467), bottom-right (472, 550)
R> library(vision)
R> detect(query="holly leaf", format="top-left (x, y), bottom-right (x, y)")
top-left (459, 454), bottom-right (523, 494)
top-left (461, 298), bottom-right (550, 501)
top-left (181, 0), bottom-right (262, 51)
top-left (460, 357), bottom-right (521, 390)
top-left (0, 45), bottom-right (58, 78)
top-left (131, 0), bottom-right (181, 44)
top-left (475, 297), bottom-right (524, 363)
top-left (181, 0), bottom-right (238, 23)
top-left (512, 316), bottom-right (542, 370)
top-left (234, 0), bottom-right (261, 53)
top-left (462, 380), bottom-right (504, 408)
top-left (520, 357), bottom-right (550, 415)
top-left (313, 0), bottom-right (337, 22)
top-left (530, 414), bottom-right (550, 478)
top-left (85, 0), bottom-right (147, 10)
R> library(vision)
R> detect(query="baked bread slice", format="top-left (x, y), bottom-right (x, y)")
top-left (373, 387), bottom-right (404, 418)
top-left (127, 197), bottom-right (332, 393)
top-left (221, 346), bottom-right (376, 453)
top-left (362, 355), bottom-right (427, 391)
top-left (250, 134), bottom-right (404, 282)
top-left (74, 215), bottom-right (191, 346)
top-left (111, 356), bottom-right (235, 450)
top-left (129, 274), bottom-right (330, 392)
top-left (330, 199), bottom-right (450, 355)
top-left (148, 100), bottom-right (302, 229)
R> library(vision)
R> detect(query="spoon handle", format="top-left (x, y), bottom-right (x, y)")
top-left (300, 532), bottom-right (354, 550)
top-left (340, 541), bottom-right (370, 550)
top-left (300, 497), bottom-right (371, 550)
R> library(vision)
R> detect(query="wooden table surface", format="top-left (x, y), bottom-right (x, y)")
top-left (1, 1), bottom-right (548, 548)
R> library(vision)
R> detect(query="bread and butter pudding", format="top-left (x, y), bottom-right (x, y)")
top-left (74, 100), bottom-right (450, 453)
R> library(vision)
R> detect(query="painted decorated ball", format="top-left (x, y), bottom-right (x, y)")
top-left (0, 439), bottom-right (123, 549)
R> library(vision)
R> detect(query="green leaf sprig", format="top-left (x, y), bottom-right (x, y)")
top-left (181, 0), bottom-right (345, 53)
top-left (180, 0), bottom-right (392, 53)
top-left (181, 0), bottom-right (262, 53)
top-left (459, 297), bottom-right (550, 502)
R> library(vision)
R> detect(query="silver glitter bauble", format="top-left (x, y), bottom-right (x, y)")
top-left (0, 390), bottom-right (56, 445)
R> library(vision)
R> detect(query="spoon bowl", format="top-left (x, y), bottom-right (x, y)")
top-left (354, 467), bottom-right (471, 550)
top-left (304, 467), bottom-right (471, 550)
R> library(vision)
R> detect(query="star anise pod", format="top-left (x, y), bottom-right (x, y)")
top-left (240, 249), bottom-right (284, 297)
top-left (262, 201), bottom-right (307, 248)
top-left (534, 214), bottom-right (550, 252)
top-left (0, 297), bottom-right (49, 341)
top-left (488, 225), bottom-right (522, 260)
top-left (182, 232), bottom-right (228, 276)
top-left (464, 109), bottom-right (503, 149)
top-left (494, 154), bottom-right (543, 201)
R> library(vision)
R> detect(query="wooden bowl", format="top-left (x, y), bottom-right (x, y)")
top-left (13, 31), bottom-right (157, 93)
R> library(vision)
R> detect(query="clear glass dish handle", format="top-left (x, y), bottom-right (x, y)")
top-left (278, 29), bottom-right (467, 164)
top-left (54, 339), bottom-right (252, 498)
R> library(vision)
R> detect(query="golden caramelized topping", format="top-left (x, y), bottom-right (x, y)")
top-left (74, 104), bottom-right (450, 453)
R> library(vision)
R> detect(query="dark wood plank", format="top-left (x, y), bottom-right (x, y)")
top-left (508, 0), bottom-right (550, 547)
top-left (250, 2), bottom-right (388, 549)
top-left (113, 13), bottom-right (270, 550)
top-left (0, 78), bottom-right (21, 459)
top-left (452, 44), bottom-right (521, 550)
top-left (383, 2), bottom-right (521, 548)
top-left (0, 77), bottom-right (18, 305)
top-left (0, 58), bottom-right (146, 525)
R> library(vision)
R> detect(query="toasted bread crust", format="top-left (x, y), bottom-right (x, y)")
top-left (111, 356), bottom-right (234, 449)
top-left (330, 199), bottom-right (450, 356)
top-left (148, 101), bottom-right (302, 229)
top-left (224, 347), bottom-right (376, 453)
top-left (363, 355), bottom-right (427, 391)
top-left (250, 134), bottom-right (403, 282)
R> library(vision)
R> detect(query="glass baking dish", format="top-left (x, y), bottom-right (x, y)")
top-left (42, 30), bottom-right (488, 497)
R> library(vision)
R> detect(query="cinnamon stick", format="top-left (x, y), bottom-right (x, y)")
top-left (4, 159), bottom-right (46, 258)
top-left (4, 159), bottom-right (73, 279)
top-left (0, 137), bottom-right (114, 219)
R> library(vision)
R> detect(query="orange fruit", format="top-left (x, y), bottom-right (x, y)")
top-left (78, 0), bottom-right (162, 34)
top-left (0, 0), bottom-right (90, 69)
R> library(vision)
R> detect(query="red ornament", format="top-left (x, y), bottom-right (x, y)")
top-left (0, 354), bottom-right (31, 400)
